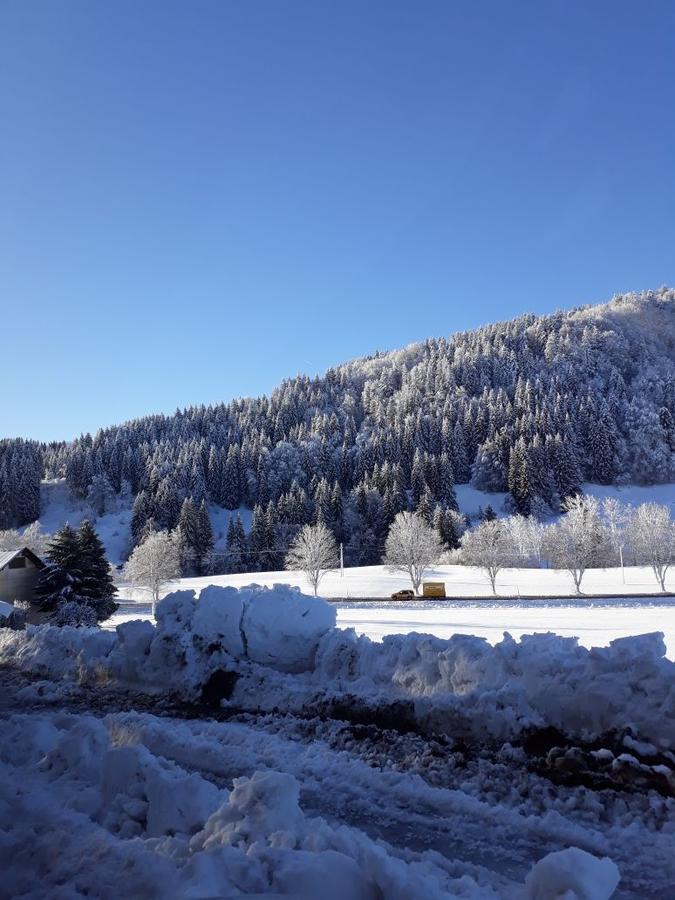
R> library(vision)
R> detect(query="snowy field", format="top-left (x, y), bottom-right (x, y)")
top-left (335, 599), bottom-right (675, 658)
top-left (116, 561), bottom-right (675, 601)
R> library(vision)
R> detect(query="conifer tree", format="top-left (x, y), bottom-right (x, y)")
top-left (76, 519), bottom-right (117, 618)
top-left (177, 497), bottom-right (200, 574)
top-left (195, 499), bottom-right (214, 574)
top-left (225, 514), bottom-right (248, 572)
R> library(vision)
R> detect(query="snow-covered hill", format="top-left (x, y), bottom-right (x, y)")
top-left (31, 480), bottom-right (253, 566)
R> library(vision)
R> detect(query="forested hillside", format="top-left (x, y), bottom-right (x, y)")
top-left (2, 288), bottom-right (674, 568)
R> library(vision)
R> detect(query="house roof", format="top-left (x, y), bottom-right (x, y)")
top-left (0, 548), bottom-right (46, 571)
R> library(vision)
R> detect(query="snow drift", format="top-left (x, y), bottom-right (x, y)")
top-left (1, 583), bottom-right (674, 750)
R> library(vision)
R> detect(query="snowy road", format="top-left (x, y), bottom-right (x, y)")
top-left (1, 669), bottom-right (672, 899)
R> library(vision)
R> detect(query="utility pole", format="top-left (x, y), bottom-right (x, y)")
top-left (340, 542), bottom-right (344, 577)
top-left (619, 545), bottom-right (625, 584)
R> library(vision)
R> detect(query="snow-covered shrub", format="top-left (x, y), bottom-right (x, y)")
top-left (53, 600), bottom-right (98, 628)
top-left (0, 601), bottom-right (26, 631)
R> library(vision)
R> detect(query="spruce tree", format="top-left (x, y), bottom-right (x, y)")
top-left (195, 500), bottom-right (214, 574)
top-left (481, 504), bottom-right (497, 522)
top-left (131, 490), bottom-right (154, 543)
top-left (508, 443), bottom-right (531, 516)
top-left (177, 497), bottom-right (200, 574)
top-left (76, 519), bottom-right (117, 619)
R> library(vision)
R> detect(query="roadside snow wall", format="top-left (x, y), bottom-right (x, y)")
top-left (2, 584), bottom-right (674, 749)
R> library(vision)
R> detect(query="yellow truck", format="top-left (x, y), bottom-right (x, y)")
top-left (422, 581), bottom-right (446, 599)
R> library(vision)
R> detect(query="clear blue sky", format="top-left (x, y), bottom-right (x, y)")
top-left (2, 1), bottom-right (674, 441)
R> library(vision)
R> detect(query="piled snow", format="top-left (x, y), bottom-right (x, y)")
top-left (334, 600), bottom-right (675, 659)
top-left (107, 583), bottom-right (337, 692)
top-left (112, 594), bottom-right (675, 660)
top-left (311, 628), bottom-right (675, 746)
top-left (3, 585), bottom-right (675, 751)
top-left (0, 710), bottom-right (627, 899)
top-left (525, 847), bottom-right (620, 900)
top-left (0, 600), bottom-right (14, 620)
top-left (0, 623), bottom-right (115, 680)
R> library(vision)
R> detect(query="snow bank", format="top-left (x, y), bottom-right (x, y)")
top-left (0, 623), bottom-right (115, 679)
top-left (106, 583), bottom-right (337, 692)
top-left (525, 847), bottom-right (620, 900)
top-left (2, 584), bottom-right (674, 750)
top-left (312, 628), bottom-right (675, 746)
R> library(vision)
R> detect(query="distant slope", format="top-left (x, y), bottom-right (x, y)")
top-left (27, 479), bottom-right (675, 567)
top-left (3, 288), bottom-right (675, 569)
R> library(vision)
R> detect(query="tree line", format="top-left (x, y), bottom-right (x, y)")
top-left (120, 496), bottom-right (675, 609)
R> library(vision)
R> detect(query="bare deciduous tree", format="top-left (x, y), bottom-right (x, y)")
top-left (285, 522), bottom-right (338, 596)
top-left (384, 512), bottom-right (444, 593)
top-left (627, 502), bottom-right (675, 592)
top-left (503, 515), bottom-right (544, 567)
top-left (0, 521), bottom-right (49, 557)
top-left (123, 530), bottom-right (181, 615)
top-left (460, 519), bottom-right (512, 595)
top-left (543, 496), bottom-right (609, 594)
top-left (601, 497), bottom-right (631, 566)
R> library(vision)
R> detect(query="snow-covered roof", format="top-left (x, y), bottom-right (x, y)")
top-left (0, 548), bottom-right (46, 570)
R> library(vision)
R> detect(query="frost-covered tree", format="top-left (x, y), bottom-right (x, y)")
top-left (461, 519), bottom-right (512, 595)
top-left (123, 530), bottom-right (181, 615)
top-left (503, 515), bottom-right (544, 567)
top-left (543, 496), bottom-right (609, 594)
top-left (600, 497), bottom-right (631, 566)
top-left (627, 503), bottom-right (675, 592)
top-left (86, 473), bottom-right (114, 517)
top-left (285, 522), bottom-right (338, 596)
top-left (0, 521), bottom-right (48, 557)
top-left (384, 511), bottom-right (444, 593)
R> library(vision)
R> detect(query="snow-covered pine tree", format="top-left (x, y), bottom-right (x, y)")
top-left (76, 519), bottom-right (117, 619)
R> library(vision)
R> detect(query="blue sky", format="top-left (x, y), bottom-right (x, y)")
top-left (2, 1), bottom-right (674, 440)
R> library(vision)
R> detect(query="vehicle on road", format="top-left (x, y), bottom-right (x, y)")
top-left (390, 589), bottom-right (415, 601)
top-left (422, 581), bottom-right (446, 598)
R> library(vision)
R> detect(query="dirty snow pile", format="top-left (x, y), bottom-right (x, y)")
top-left (0, 710), bottom-right (622, 900)
top-left (2, 584), bottom-right (674, 750)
